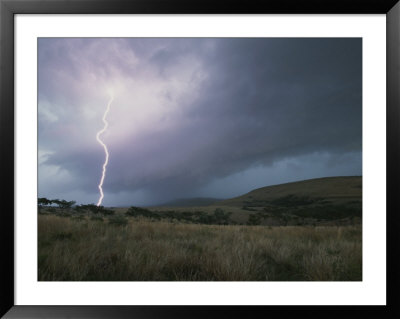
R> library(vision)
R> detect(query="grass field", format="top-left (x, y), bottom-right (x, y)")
top-left (38, 214), bottom-right (362, 281)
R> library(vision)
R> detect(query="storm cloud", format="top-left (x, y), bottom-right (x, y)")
top-left (38, 38), bottom-right (362, 206)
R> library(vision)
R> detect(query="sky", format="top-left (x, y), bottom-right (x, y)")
top-left (38, 38), bottom-right (362, 206)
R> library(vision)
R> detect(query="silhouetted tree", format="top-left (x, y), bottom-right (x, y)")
top-left (38, 197), bottom-right (51, 206)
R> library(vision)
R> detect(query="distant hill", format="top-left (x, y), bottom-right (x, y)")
top-left (141, 176), bottom-right (362, 226)
top-left (153, 197), bottom-right (224, 207)
top-left (218, 176), bottom-right (361, 208)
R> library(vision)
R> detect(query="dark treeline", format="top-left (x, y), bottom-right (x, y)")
top-left (38, 197), bottom-right (76, 209)
top-left (38, 197), bottom-right (114, 215)
top-left (38, 197), bottom-right (235, 226)
top-left (38, 195), bottom-right (361, 227)
top-left (126, 206), bottom-right (233, 225)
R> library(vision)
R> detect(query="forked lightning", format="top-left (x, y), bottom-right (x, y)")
top-left (96, 94), bottom-right (114, 206)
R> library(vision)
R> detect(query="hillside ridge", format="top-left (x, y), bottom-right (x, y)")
top-left (218, 176), bottom-right (362, 207)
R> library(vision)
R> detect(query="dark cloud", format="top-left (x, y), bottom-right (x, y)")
top-left (38, 38), bottom-right (362, 205)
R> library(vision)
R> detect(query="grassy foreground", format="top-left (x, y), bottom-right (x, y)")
top-left (38, 214), bottom-right (362, 281)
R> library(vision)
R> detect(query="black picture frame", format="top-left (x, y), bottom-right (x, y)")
top-left (1, 0), bottom-right (399, 318)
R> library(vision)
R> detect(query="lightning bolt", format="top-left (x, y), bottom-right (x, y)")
top-left (96, 94), bottom-right (114, 206)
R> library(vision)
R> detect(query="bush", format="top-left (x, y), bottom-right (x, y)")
top-left (247, 213), bottom-right (262, 226)
top-left (108, 216), bottom-right (128, 226)
top-left (98, 207), bottom-right (114, 216)
top-left (74, 205), bottom-right (85, 212)
top-left (126, 206), bottom-right (152, 217)
top-left (293, 205), bottom-right (362, 220)
top-left (103, 209), bottom-right (114, 216)
top-left (76, 204), bottom-right (99, 214)
top-left (270, 194), bottom-right (315, 207)
top-left (242, 206), bottom-right (257, 211)
top-left (213, 208), bottom-right (232, 225)
top-left (125, 207), bottom-right (233, 225)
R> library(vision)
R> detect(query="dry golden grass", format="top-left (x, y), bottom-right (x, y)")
top-left (38, 214), bottom-right (361, 281)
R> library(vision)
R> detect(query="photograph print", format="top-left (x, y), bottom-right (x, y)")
top-left (38, 38), bottom-right (362, 281)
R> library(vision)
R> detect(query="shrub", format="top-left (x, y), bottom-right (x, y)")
top-left (77, 204), bottom-right (99, 214)
top-left (108, 216), bottom-right (128, 226)
top-left (247, 213), bottom-right (262, 225)
top-left (101, 209), bottom-right (113, 216)
top-left (293, 205), bottom-right (362, 220)
top-left (242, 206), bottom-right (257, 211)
top-left (270, 194), bottom-right (315, 207)
top-left (74, 205), bottom-right (85, 212)
top-left (126, 206), bottom-right (152, 217)
top-left (213, 209), bottom-right (232, 225)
